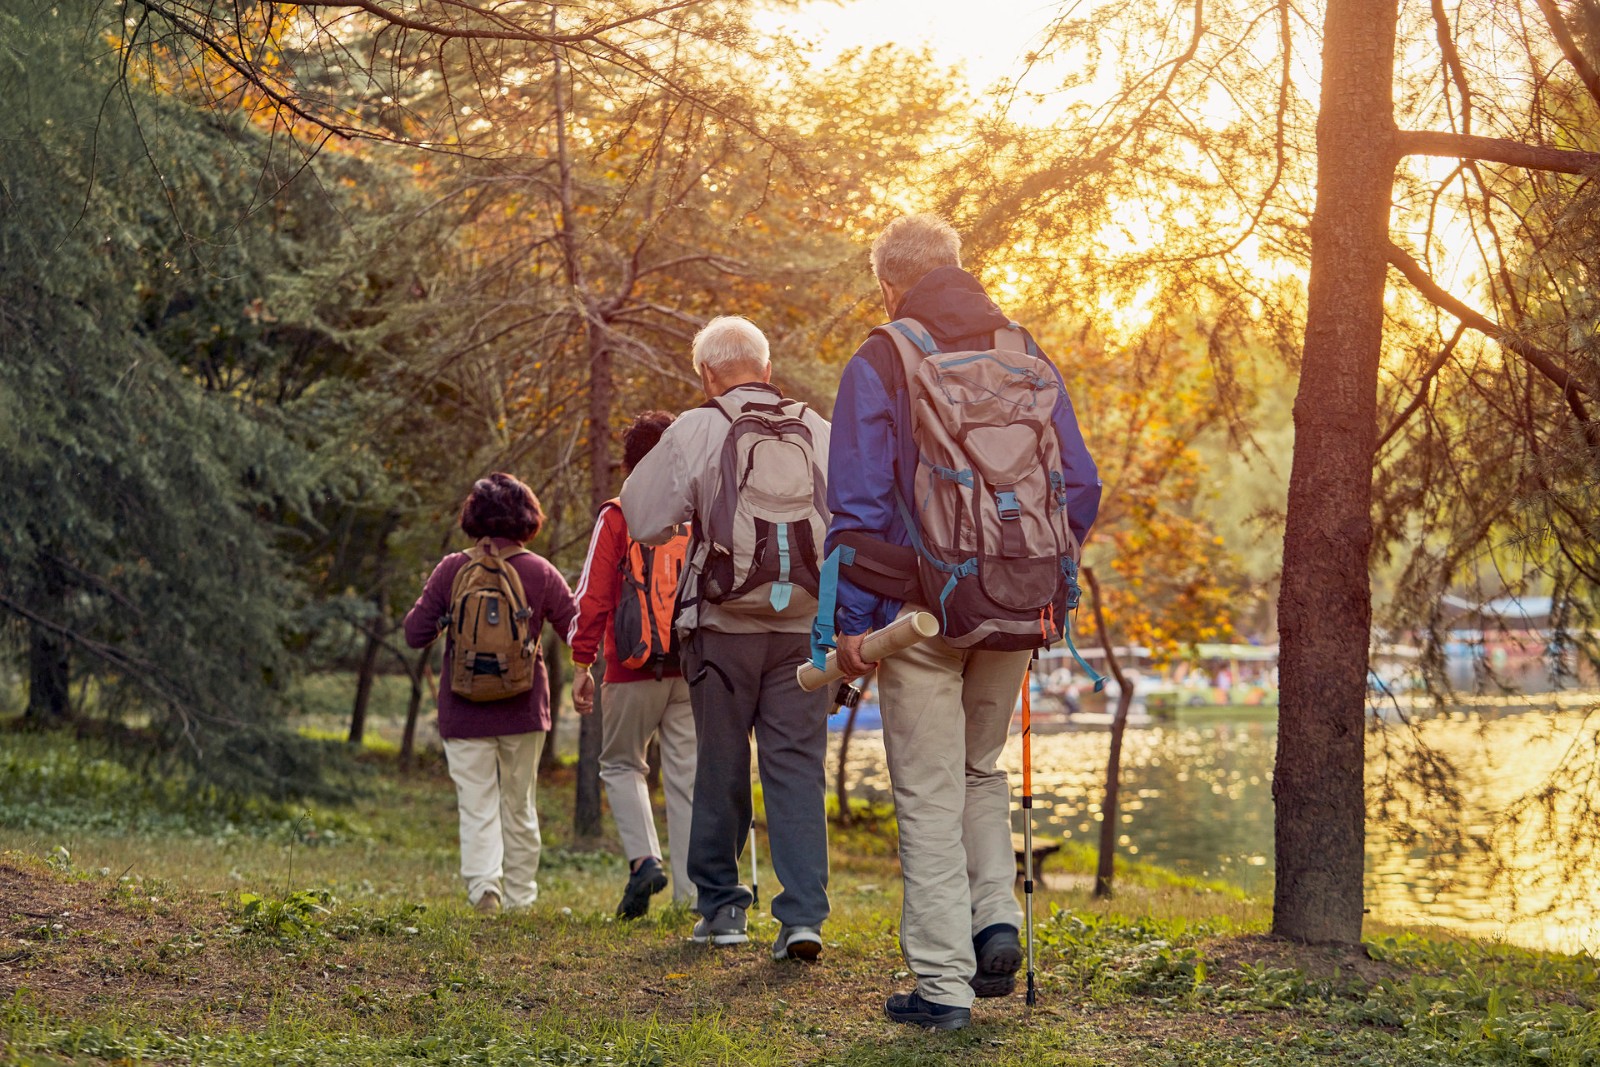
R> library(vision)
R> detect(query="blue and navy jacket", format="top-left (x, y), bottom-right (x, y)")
top-left (824, 266), bottom-right (1102, 636)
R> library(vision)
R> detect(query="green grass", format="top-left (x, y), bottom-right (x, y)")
top-left (1, 729), bottom-right (1596, 1066)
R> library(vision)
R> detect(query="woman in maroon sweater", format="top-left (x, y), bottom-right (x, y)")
top-left (404, 473), bottom-right (578, 914)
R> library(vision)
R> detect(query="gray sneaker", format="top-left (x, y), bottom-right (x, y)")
top-left (690, 905), bottom-right (748, 945)
top-left (771, 924), bottom-right (822, 961)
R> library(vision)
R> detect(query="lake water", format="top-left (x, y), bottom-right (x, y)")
top-left (827, 707), bottom-right (1600, 955)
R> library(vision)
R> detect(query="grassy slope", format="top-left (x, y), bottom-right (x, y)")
top-left (1, 727), bottom-right (1597, 1066)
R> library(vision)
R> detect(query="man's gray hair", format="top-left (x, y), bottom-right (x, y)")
top-left (692, 315), bottom-right (770, 375)
top-left (871, 214), bottom-right (962, 290)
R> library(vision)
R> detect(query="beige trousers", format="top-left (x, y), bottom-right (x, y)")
top-left (600, 676), bottom-right (697, 903)
top-left (442, 731), bottom-right (546, 908)
top-left (876, 618), bottom-right (1029, 1008)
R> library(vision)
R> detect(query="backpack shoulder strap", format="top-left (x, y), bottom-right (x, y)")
top-left (705, 395), bottom-right (738, 422)
top-left (994, 322), bottom-right (1028, 354)
top-left (875, 318), bottom-right (939, 398)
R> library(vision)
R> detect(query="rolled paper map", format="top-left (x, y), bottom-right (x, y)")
top-left (796, 611), bottom-right (940, 692)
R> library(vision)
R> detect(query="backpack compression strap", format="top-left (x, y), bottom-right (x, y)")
top-left (808, 544), bottom-right (853, 670)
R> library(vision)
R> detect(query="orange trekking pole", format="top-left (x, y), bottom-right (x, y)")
top-left (1020, 656), bottom-right (1038, 1007)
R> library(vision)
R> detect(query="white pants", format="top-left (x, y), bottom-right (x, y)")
top-left (600, 676), bottom-right (697, 903)
top-left (877, 617), bottom-right (1029, 1008)
top-left (443, 731), bottom-right (546, 908)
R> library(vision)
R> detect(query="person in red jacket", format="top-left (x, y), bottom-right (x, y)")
top-left (569, 412), bottom-right (697, 918)
top-left (404, 473), bottom-right (578, 915)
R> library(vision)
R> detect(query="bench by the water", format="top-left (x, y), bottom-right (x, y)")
top-left (1013, 834), bottom-right (1061, 878)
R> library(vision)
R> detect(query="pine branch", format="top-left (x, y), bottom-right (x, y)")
top-left (1394, 129), bottom-right (1600, 175)
top-left (1384, 241), bottom-right (1594, 429)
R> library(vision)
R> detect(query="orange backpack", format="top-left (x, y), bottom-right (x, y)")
top-left (445, 540), bottom-right (537, 702)
top-left (605, 501), bottom-right (688, 678)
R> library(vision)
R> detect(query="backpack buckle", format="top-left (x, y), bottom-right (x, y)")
top-left (995, 490), bottom-right (1021, 521)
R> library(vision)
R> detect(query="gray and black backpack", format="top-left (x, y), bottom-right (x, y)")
top-left (690, 394), bottom-right (828, 624)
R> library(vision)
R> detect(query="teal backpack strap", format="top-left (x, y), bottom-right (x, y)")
top-left (809, 545), bottom-right (852, 670)
top-left (1060, 558), bottom-right (1106, 691)
top-left (1061, 625), bottom-right (1107, 693)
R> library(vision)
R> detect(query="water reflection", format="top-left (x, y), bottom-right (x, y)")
top-left (826, 709), bottom-right (1600, 954)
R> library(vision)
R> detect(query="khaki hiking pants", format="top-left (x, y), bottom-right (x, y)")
top-left (600, 675), bottom-right (697, 903)
top-left (876, 612), bottom-right (1028, 1008)
top-left (443, 730), bottom-right (546, 909)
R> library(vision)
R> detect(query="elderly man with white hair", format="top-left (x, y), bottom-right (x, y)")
top-left (621, 315), bottom-right (833, 960)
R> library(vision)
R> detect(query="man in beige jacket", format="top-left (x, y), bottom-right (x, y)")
top-left (621, 315), bottom-right (833, 962)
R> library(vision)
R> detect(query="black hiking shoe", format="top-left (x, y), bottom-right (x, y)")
top-left (884, 990), bottom-right (971, 1031)
top-left (616, 857), bottom-right (668, 919)
top-left (970, 923), bottom-right (1023, 998)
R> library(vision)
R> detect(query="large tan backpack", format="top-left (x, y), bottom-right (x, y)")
top-left (689, 395), bottom-right (827, 625)
top-left (445, 540), bottom-right (537, 702)
top-left (877, 317), bottom-right (1083, 652)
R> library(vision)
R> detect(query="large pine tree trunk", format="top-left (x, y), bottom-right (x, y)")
top-left (1273, 0), bottom-right (1400, 943)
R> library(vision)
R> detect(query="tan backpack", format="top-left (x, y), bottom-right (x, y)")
top-left (878, 318), bottom-right (1083, 651)
top-left (445, 540), bottom-right (537, 702)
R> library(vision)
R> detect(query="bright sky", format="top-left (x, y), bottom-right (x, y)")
top-left (751, 0), bottom-right (1070, 109)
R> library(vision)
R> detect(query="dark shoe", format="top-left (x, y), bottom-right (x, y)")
top-left (771, 924), bottom-right (822, 961)
top-left (616, 857), bottom-right (668, 919)
top-left (690, 904), bottom-right (749, 945)
top-left (970, 923), bottom-right (1022, 998)
top-left (885, 990), bottom-right (971, 1031)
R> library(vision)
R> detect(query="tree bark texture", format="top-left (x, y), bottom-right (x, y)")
top-left (1274, 0), bottom-right (1399, 944)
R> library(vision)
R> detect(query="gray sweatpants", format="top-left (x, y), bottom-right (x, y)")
top-left (684, 628), bottom-right (831, 929)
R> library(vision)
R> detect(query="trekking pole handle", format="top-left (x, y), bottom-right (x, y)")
top-left (796, 612), bottom-right (940, 691)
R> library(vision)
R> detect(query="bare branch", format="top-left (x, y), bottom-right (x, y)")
top-left (1376, 323), bottom-right (1466, 451)
top-left (1429, 0), bottom-right (1473, 132)
top-left (1395, 129), bottom-right (1600, 175)
top-left (1385, 242), bottom-right (1591, 419)
top-left (1533, 0), bottom-right (1600, 111)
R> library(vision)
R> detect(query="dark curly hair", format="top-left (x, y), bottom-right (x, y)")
top-left (459, 472), bottom-right (544, 542)
top-left (622, 410), bottom-right (675, 473)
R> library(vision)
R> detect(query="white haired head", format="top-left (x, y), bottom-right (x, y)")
top-left (871, 214), bottom-right (962, 291)
top-left (692, 315), bottom-right (770, 377)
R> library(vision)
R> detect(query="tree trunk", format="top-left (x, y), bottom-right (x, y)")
top-left (1273, 0), bottom-right (1400, 944)
top-left (350, 525), bottom-right (394, 746)
top-left (400, 646), bottom-right (431, 769)
top-left (540, 634), bottom-right (564, 774)
top-left (25, 619), bottom-right (70, 727)
top-left (349, 610), bottom-right (384, 746)
top-left (553, 30), bottom-right (613, 839)
top-left (574, 648), bottom-right (605, 838)
top-left (24, 550), bottom-right (71, 728)
top-left (1085, 567), bottom-right (1133, 899)
top-left (834, 700), bottom-right (860, 825)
